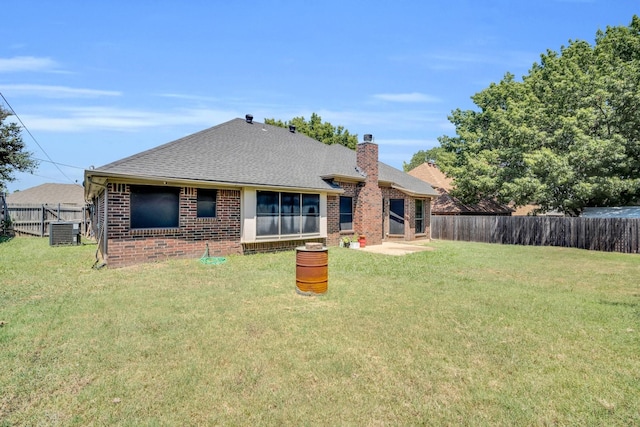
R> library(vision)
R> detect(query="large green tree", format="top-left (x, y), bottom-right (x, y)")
top-left (436, 16), bottom-right (640, 216)
top-left (265, 113), bottom-right (358, 149)
top-left (1, 106), bottom-right (37, 191)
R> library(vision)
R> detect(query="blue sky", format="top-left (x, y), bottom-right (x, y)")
top-left (1, 0), bottom-right (637, 192)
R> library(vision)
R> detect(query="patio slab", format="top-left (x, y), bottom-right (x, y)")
top-left (357, 241), bottom-right (435, 256)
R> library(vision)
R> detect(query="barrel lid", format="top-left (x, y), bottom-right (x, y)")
top-left (296, 243), bottom-right (327, 251)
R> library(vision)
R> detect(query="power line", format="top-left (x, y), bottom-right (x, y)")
top-left (0, 91), bottom-right (75, 183)
top-left (23, 171), bottom-right (82, 185)
top-left (34, 157), bottom-right (85, 170)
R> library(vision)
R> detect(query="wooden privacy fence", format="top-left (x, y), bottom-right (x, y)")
top-left (431, 215), bottom-right (640, 254)
top-left (6, 204), bottom-right (88, 237)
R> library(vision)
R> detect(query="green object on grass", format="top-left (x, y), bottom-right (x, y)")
top-left (200, 256), bottom-right (226, 265)
top-left (200, 242), bottom-right (226, 264)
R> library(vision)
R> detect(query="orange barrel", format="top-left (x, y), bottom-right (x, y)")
top-left (296, 243), bottom-right (328, 295)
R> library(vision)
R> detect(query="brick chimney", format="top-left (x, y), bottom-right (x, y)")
top-left (354, 135), bottom-right (383, 245)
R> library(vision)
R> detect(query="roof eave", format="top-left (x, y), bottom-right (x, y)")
top-left (84, 170), bottom-right (344, 200)
top-left (390, 184), bottom-right (438, 198)
top-left (320, 173), bottom-right (365, 183)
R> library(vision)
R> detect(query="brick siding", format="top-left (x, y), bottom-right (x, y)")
top-left (104, 183), bottom-right (242, 267)
top-left (354, 142), bottom-right (383, 246)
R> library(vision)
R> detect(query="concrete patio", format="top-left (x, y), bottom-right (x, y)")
top-left (357, 241), bottom-right (435, 256)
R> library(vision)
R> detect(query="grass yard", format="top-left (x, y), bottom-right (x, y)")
top-left (1, 236), bottom-right (639, 426)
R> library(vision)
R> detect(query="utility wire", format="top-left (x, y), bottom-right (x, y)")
top-left (27, 171), bottom-right (82, 184)
top-left (34, 157), bottom-right (85, 170)
top-left (0, 91), bottom-right (75, 183)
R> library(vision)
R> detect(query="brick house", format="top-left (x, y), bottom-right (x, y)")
top-left (84, 116), bottom-right (438, 267)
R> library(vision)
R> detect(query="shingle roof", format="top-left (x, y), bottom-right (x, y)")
top-left (430, 188), bottom-right (514, 215)
top-left (88, 118), bottom-right (438, 197)
top-left (6, 183), bottom-right (85, 206)
top-left (408, 162), bottom-right (454, 191)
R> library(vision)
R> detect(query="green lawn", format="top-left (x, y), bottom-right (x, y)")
top-left (1, 236), bottom-right (638, 426)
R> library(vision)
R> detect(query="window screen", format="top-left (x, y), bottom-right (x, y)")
top-left (256, 191), bottom-right (320, 236)
top-left (130, 185), bottom-right (180, 229)
top-left (197, 189), bottom-right (217, 218)
top-left (389, 199), bottom-right (405, 235)
top-left (339, 196), bottom-right (353, 231)
top-left (415, 199), bottom-right (424, 234)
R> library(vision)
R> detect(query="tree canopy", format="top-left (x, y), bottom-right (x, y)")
top-left (434, 16), bottom-right (640, 216)
top-left (0, 106), bottom-right (37, 191)
top-left (264, 113), bottom-right (358, 150)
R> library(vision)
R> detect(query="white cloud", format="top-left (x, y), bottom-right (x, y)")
top-left (0, 56), bottom-right (60, 73)
top-left (19, 106), bottom-right (239, 132)
top-left (0, 84), bottom-right (121, 98)
top-left (315, 108), bottom-right (446, 131)
top-left (372, 92), bottom-right (440, 103)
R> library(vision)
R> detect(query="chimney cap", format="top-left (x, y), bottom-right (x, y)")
top-left (363, 134), bottom-right (373, 142)
top-left (245, 114), bottom-right (253, 123)
top-left (289, 125), bottom-right (296, 133)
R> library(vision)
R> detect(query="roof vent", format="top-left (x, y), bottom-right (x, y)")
top-left (289, 125), bottom-right (296, 133)
top-left (245, 114), bottom-right (253, 124)
top-left (363, 134), bottom-right (373, 142)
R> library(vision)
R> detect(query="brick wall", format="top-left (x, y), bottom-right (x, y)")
top-left (105, 183), bottom-right (242, 267)
top-left (354, 142), bottom-right (383, 246)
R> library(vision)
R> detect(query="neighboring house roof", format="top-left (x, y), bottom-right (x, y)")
top-left (86, 118), bottom-right (438, 198)
top-left (408, 161), bottom-right (454, 191)
top-left (6, 183), bottom-right (85, 206)
top-left (408, 162), bottom-right (513, 215)
top-left (431, 188), bottom-right (514, 215)
top-left (512, 204), bottom-right (539, 216)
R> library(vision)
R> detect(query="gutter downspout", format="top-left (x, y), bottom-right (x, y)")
top-left (102, 183), bottom-right (108, 265)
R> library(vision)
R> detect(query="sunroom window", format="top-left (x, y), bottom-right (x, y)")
top-left (256, 191), bottom-right (320, 237)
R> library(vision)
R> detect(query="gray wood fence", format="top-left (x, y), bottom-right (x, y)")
top-left (431, 215), bottom-right (640, 254)
top-left (5, 204), bottom-right (88, 237)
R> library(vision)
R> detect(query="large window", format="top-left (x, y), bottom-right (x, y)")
top-left (339, 196), bottom-right (353, 231)
top-left (197, 189), bottom-right (217, 218)
top-left (130, 185), bottom-right (180, 229)
top-left (389, 198), bottom-right (405, 235)
top-left (415, 199), bottom-right (425, 234)
top-left (257, 191), bottom-right (320, 237)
